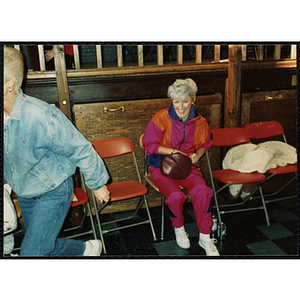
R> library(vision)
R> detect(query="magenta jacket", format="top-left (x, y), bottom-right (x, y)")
top-left (143, 104), bottom-right (212, 168)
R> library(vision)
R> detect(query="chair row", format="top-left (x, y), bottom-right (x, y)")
top-left (140, 120), bottom-right (297, 241)
top-left (66, 120), bottom-right (296, 253)
top-left (206, 121), bottom-right (297, 227)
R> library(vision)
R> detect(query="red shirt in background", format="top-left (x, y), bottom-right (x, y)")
top-left (64, 45), bottom-right (74, 56)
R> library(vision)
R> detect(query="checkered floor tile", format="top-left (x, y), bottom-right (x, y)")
top-left (8, 189), bottom-right (298, 257)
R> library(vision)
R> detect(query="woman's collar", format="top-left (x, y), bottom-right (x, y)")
top-left (168, 104), bottom-right (199, 123)
top-left (8, 89), bottom-right (23, 120)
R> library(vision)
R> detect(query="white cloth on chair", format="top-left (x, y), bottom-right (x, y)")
top-left (222, 141), bottom-right (297, 197)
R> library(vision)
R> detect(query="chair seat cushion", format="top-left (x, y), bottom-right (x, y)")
top-left (213, 169), bottom-right (265, 185)
top-left (107, 180), bottom-right (148, 202)
top-left (267, 164), bottom-right (297, 174)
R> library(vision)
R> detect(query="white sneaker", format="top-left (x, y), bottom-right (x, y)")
top-left (84, 240), bottom-right (102, 256)
top-left (199, 233), bottom-right (220, 256)
top-left (229, 184), bottom-right (242, 198)
top-left (240, 191), bottom-right (252, 200)
top-left (174, 226), bottom-right (190, 249)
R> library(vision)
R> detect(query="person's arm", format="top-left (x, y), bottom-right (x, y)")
top-left (47, 107), bottom-right (110, 202)
top-left (45, 49), bottom-right (54, 62)
top-left (190, 148), bottom-right (206, 164)
top-left (143, 111), bottom-right (177, 156)
top-left (158, 145), bottom-right (186, 156)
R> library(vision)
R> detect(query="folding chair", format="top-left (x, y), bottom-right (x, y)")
top-left (63, 187), bottom-right (98, 240)
top-left (139, 134), bottom-right (185, 240)
top-left (90, 137), bottom-right (157, 253)
top-left (206, 127), bottom-right (270, 226)
top-left (244, 121), bottom-right (297, 203)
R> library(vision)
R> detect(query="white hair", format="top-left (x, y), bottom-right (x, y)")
top-left (167, 78), bottom-right (198, 100)
top-left (4, 46), bottom-right (24, 94)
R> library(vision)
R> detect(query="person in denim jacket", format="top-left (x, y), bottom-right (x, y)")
top-left (3, 46), bottom-right (110, 256)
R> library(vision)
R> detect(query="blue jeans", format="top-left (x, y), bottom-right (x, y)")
top-left (18, 177), bottom-right (86, 256)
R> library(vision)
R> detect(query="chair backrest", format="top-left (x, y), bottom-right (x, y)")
top-left (210, 127), bottom-right (250, 147)
top-left (139, 134), bottom-right (144, 149)
top-left (91, 137), bottom-right (142, 183)
top-left (91, 137), bottom-right (134, 158)
top-left (244, 121), bottom-right (285, 140)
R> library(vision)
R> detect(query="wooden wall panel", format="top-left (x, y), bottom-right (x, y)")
top-left (241, 89), bottom-right (297, 147)
top-left (23, 61), bottom-right (296, 106)
top-left (241, 89), bottom-right (297, 194)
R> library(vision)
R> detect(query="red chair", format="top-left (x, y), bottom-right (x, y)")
top-left (206, 127), bottom-right (270, 226)
top-left (63, 187), bottom-right (98, 240)
top-left (89, 137), bottom-right (157, 254)
top-left (244, 121), bottom-right (297, 203)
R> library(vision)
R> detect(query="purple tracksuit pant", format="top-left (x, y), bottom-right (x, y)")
top-left (149, 165), bottom-right (213, 234)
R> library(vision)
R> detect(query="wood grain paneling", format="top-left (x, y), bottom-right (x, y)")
top-left (241, 89), bottom-right (297, 147)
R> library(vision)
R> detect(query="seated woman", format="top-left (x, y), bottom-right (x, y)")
top-left (142, 78), bottom-right (219, 256)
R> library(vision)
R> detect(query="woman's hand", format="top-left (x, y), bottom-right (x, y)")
top-left (190, 148), bottom-right (206, 164)
top-left (171, 149), bottom-right (187, 156)
top-left (190, 153), bottom-right (199, 164)
top-left (93, 185), bottom-right (110, 204)
top-left (158, 146), bottom-right (186, 156)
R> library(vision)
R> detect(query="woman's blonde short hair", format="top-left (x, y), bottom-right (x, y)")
top-left (4, 46), bottom-right (24, 94)
top-left (167, 78), bottom-right (198, 100)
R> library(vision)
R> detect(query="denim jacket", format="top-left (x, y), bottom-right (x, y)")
top-left (4, 90), bottom-right (109, 198)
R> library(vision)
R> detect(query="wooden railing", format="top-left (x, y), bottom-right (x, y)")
top-left (11, 44), bottom-right (296, 123)
top-left (14, 44), bottom-right (297, 79)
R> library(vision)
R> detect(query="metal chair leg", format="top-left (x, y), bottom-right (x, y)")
top-left (259, 186), bottom-right (270, 226)
top-left (142, 195), bottom-right (157, 241)
top-left (91, 193), bottom-right (107, 254)
top-left (161, 195), bottom-right (165, 240)
top-left (87, 202), bottom-right (98, 240)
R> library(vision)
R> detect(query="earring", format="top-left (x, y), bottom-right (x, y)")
top-left (8, 87), bottom-right (12, 92)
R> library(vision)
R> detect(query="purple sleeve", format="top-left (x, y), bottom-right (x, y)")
top-left (142, 120), bottom-right (164, 155)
